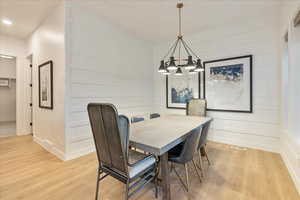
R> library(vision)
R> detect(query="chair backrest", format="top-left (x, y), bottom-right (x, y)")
top-left (177, 126), bottom-right (202, 163)
top-left (87, 103), bottom-right (128, 176)
top-left (118, 115), bottom-right (130, 158)
top-left (131, 116), bottom-right (145, 123)
top-left (198, 120), bottom-right (211, 149)
top-left (186, 99), bottom-right (207, 117)
top-left (150, 113), bottom-right (160, 119)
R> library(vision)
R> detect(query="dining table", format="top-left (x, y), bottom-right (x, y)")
top-left (130, 114), bottom-right (213, 200)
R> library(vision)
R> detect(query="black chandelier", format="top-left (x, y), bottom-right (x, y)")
top-left (158, 1), bottom-right (204, 75)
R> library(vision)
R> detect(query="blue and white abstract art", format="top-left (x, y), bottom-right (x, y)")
top-left (204, 55), bottom-right (252, 113)
top-left (167, 73), bottom-right (199, 109)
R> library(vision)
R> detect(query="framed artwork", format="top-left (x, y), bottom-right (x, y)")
top-left (0, 78), bottom-right (9, 87)
top-left (166, 73), bottom-right (200, 109)
top-left (39, 60), bottom-right (53, 109)
top-left (203, 55), bottom-right (253, 113)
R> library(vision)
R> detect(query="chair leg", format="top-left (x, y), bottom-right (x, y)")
top-left (95, 168), bottom-right (101, 200)
top-left (155, 164), bottom-right (159, 198)
top-left (204, 146), bottom-right (211, 166)
top-left (170, 162), bottom-right (175, 172)
top-left (173, 164), bottom-right (188, 192)
top-left (198, 151), bottom-right (204, 177)
top-left (155, 177), bottom-right (158, 198)
top-left (124, 180), bottom-right (129, 200)
top-left (192, 159), bottom-right (202, 183)
top-left (184, 164), bottom-right (191, 200)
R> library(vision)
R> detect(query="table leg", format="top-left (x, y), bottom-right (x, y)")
top-left (160, 152), bottom-right (171, 200)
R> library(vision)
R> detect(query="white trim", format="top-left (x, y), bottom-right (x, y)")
top-left (280, 133), bottom-right (300, 195)
top-left (208, 128), bottom-right (280, 153)
top-left (65, 145), bottom-right (95, 161)
top-left (33, 136), bottom-right (65, 160)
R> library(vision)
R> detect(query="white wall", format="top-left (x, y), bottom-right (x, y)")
top-left (280, 1), bottom-right (300, 194)
top-left (64, 1), bottom-right (154, 159)
top-left (0, 58), bottom-right (16, 122)
top-left (153, 6), bottom-right (281, 153)
top-left (0, 34), bottom-right (31, 135)
top-left (0, 58), bottom-right (16, 78)
top-left (27, 2), bottom-right (66, 160)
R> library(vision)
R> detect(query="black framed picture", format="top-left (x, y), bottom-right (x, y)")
top-left (166, 73), bottom-right (200, 109)
top-left (202, 55), bottom-right (253, 113)
top-left (38, 60), bottom-right (53, 109)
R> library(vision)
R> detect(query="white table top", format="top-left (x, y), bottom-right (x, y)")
top-left (129, 115), bottom-right (212, 155)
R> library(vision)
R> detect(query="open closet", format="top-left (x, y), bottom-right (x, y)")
top-left (0, 54), bottom-right (16, 137)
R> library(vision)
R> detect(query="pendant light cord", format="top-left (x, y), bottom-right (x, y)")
top-left (179, 5), bottom-right (182, 37)
top-left (160, 0), bottom-right (200, 62)
top-left (178, 39), bottom-right (181, 64)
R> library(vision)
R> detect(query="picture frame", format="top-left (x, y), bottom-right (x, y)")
top-left (166, 73), bottom-right (200, 109)
top-left (202, 55), bottom-right (253, 113)
top-left (38, 60), bottom-right (53, 109)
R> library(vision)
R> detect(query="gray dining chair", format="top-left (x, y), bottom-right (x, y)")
top-left (197, 120), bottom-right (212, 177)
top-left (168, 127), bottom-right (203, 197)
top-left (130, 116), bottom-right (146, 152)
top-left (131, 116), bottom-right (145, 123)
top-left (186, 98), bottom-right (207, 117)
top-left (87, 103), bottom-right (158, 200)
top-left (150, 113), bottom-right (160, 119)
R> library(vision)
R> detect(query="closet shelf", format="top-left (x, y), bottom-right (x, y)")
top-left (0, 77), bottom-right (16, 80)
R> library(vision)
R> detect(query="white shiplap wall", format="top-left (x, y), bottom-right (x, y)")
top-left (280, 2), bottom-right (300, 194)
top-left (153, 11), bottom-right (281, 153)
top-left (65, 2), bottom-right (154, 159)
top-left (27, 2), bottom-right (66, 160)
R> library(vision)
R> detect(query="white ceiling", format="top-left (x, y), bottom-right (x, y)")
top-left (83, 0), bottom-right (282, 41)
top-left (0, 0), bottom-right (61, 39)
top-left (0, 0), bottom-right (283, 40)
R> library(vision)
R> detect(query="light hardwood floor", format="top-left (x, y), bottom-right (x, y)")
top-left (0, 121), bottom-right (16, 137)
top-left (0, 135), bottom-right (299, 200)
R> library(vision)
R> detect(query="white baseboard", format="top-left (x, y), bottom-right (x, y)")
top-left (208, 128), bottom-right (280, 153)
top-left (33, 136), bottom-right (65, 161)
top-left (280, 133), bottom-right (300, 195)
top-left (65, 146), bottom-right (95, 161)
top-left (17, 132), bottom-right (32, 136)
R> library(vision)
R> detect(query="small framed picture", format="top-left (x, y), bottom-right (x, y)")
top-left (203, 55), bottom-right (253, 113)
top-left (39, 61), bottom-right (53, 109)
top-left (0, 78), bottom-right (9, 87)
top-left (166, 74), bottom-right (200, 109)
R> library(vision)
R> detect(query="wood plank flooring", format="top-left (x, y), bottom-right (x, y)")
top-left (0, 135), bottom-right (299, 200)
top-left (0, 121), bottom-right (16, 137)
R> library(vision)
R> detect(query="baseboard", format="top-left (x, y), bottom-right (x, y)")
top-left (33, 136), bottom-right (65, 161)
top-left (280, 133), bottom-right (300, 195)
top-left (17, 132), bottom-right (32, 136)
top-left (64, 145), bottom-right (95, 161)
top-left (208, 128), bottom-right (280, 153)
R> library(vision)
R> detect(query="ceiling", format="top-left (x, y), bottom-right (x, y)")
top-left (83, 0), bottom-right (282, 41)
top-left (0, 0), bottom-right (61, 39)
top-left (0, 0), bottom-right (282, 41)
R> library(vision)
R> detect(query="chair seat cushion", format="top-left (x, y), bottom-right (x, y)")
top-left (128, 149), bottom-right (148, 164)
top-left (128, 150), bottom-right (156, 179)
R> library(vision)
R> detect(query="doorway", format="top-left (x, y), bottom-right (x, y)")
top-left (0, 54), bottom-right (17, 137)
top-left (27, 55), bottom-right (33, 134)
